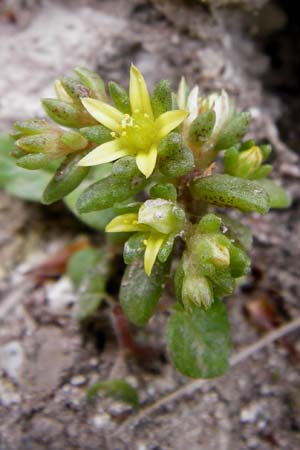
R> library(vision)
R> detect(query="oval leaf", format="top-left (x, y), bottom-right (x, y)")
top-left (42, 152), bottom-right (89, 204)
top-left (257, 179), bottom-right (291, 209)
top-left (120, 258), bottom-right (168, 326)
top-left (167, 299), bottom-right (231, 378)
top-left (0, 133), bottom-right (52, 202)
top-left (190, 174), bottom-right (270, 214)
top-left (87, 379), bottom-right (139, 408)
top-left (76, 173), bottom-right (146, 213)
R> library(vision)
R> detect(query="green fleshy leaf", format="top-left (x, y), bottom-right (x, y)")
top-left (87, 379), bottom-right (139, 408)
top-left (158, 132), bottom-right (194, 178)
top-left (260, 144), bottom-right (272, 160)
top-left (151, 80), bottom-right (172, 119)
top-left (174, 262), bottom-right (184, 304)
top-left (76, 293), bottom-right (104, 321)
top-left (189, 110), bottom-right (216, 144)
top-left (111, 156), bottom-right (139, 179)
top-left (68, 247), bottom-right (109, 320)
top-left (214, 112), bottom-right (251, 152)
top-left (218, 214), bottom-right (253, 251)
top-left (150, 183), bottom-right (177, 202)
top-left (210, 268), bottom-right (235, 298)
top-left (158, 234), bottom-right (175, 263)
top-left (74, 66), bottom-right (107, 101)
top-left (67, 248), bottom-right (105, 288)
top-left (42, 152), bottom-right (89, 204)
top-left (16, 153), bottom-right (53, 170)
top-left (13, 119), bottom-right (52, 135)
top-left (79, 125), bottom-right (112, 145)
top-left (249, 164), bottom-right (272, 180)
top-left (61, 77), bottom-right (91, 104)
top-left (120, 258), bottom-right (169, 326)
top-left (76, 268), bottom-right (108, 320)
top-left (257, 179), bottom-right (291, 209)
top-left (76, 171), bottom-right (146, 213)
top-left (16, 133), bottom-right (58, 154)
top-left (65, 193), bottom-right (115, 230)
top-left (123, 233), bottom-right (147, 265)
top-left (113, 200), bottom-right (141, 215)
top-left (190, 174), bottom-right (270, 214)
top-left (60, 130), bottom-right (88, 151)
top-left (108, 81), bottom-right (131, 114)
top-left (0, 133), bottom-right (52, 201)
top-left (167, 300), bottom-right (231, 378)
top-left (197, 214), bottom-right (222, 234)
top-left (64, 164), bottom-right (116, 230)
top-left (229, 245), bottom-right (250, 278)
top-left (42, 99), bottom-right (95, 128)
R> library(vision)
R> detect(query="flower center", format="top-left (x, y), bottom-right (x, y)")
top-left (118, 111), bottom-right (156, 152)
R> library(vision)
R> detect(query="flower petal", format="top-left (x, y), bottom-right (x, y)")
top-left (105, 213), bottom-right (147, 233)
top-left (78, 140), bottom-right (129, 166)
top-left (186, 86), bottom-right (199, 125)
top-left (81, 97), bottom-right (123, 132)
top-left (155, 110), bottom-right (188, 140)
top-left (177, 77), bottom-right (188, 109)
top-left (129, 65), bottom-right (153, 119)
top-left (136, 144), bottom-right (157, 178)
top-left (144, 233), bottom-right (165, 276)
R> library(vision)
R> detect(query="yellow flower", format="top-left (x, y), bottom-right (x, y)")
top-left (78, 65), bottom-right (188, 178)
top-left (106, 199), bottom-right (185, 275)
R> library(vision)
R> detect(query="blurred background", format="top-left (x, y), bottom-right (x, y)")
top-left (0, 1), bottom-right (299, 449)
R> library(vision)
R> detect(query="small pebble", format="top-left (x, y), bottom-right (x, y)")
top-left (92, 413), bottom-right (111, 429)
top-left (70, 375), bottom-right (86, 386)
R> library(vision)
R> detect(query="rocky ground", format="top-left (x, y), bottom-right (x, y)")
top-left (0, 1), bottom-right (300, 449)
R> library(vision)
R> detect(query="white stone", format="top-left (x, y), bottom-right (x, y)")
top-left (240, 403), bottom-right (260, 423)
top-left (0, 341), bottom-right (24, 380)
top-left (46, 276), bottom-right (75, 314)
top-left (92, 413), bottom-right (111, 429)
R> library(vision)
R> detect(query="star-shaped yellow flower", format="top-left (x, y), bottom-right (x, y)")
top-left (78, 65), bottom-right (188, 178)
top-left (106, 199), bottom-right (185, 275)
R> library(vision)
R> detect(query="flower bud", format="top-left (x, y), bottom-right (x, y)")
top-left (182, 273), bottom-right (213, 310)
top-left (197, 235), bottom-right (230, 268)
top-left (199, 90), bottom-right (234, 144)
top-left (177, 77), bottom-right (188, 109)
top-left (235, 146), bottom-right (263, 178)
top-left (15, 125), bottom-right (88, 161)
top-left (138, 199), bottom-right (185, 235)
